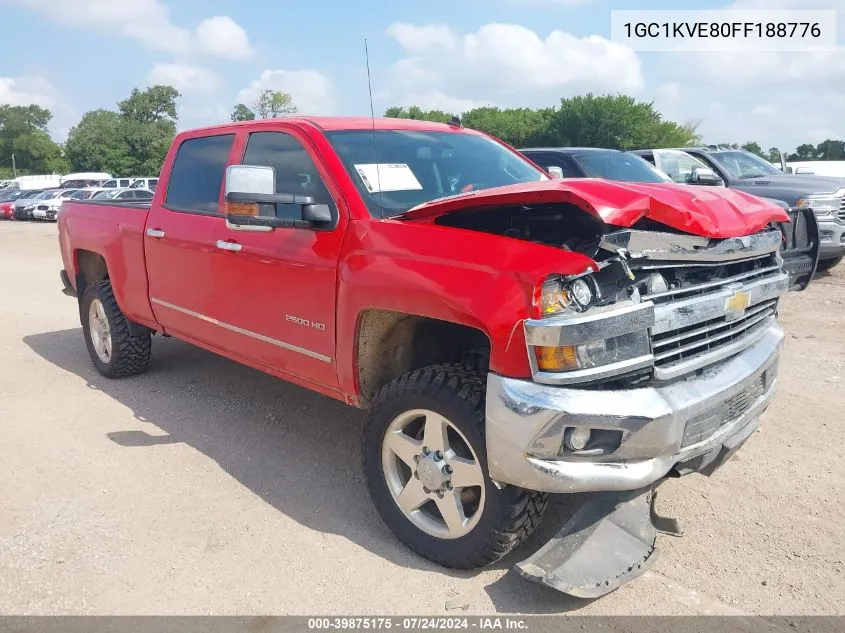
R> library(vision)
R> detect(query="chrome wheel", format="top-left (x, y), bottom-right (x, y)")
top-left (88, 297), bottom-right (112, 363)
top-left (381, 408), bottom-right (486, 539)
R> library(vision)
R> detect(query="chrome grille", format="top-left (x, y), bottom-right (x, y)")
top-left (838, 196), bottom-right (845, 222)
top-left (640, 249), bottom-right (787, 380)
top-left (681, 374), bottom-right (765, 447)
top-left (653, 300), bottom-right (777, 368)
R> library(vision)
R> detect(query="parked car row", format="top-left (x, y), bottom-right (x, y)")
top-left (0, 186), bottom-right (154, 221)
top-left (0, 172), bottom-right (159, 192)
top-left (520, 145), bottom-right (845, 272)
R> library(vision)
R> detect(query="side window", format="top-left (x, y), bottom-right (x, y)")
top-left (149, 179), bottom-right (158, 191)
top-left (657, 152), bottom-right (707, 183)
top-left (165, 134), bottom-right (235, 214)
top-left (241, 131), bottom-right (334, 220)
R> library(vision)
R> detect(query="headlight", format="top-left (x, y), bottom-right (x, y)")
top-left (795, 189), bottom-right (844, 216)
top-left (537, 274), bottom-right (597, 316)
top-left (534, 331), bottom-right (651, 374)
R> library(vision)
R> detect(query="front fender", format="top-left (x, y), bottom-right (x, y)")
top-left (335, 220), bottom-right (596, 397)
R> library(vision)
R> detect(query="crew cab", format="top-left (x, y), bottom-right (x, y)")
top-left (57, 117), bottom-right (807, 597)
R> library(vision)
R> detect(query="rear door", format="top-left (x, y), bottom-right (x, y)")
top-left (145, 132), bottom-right (237, 345)
top-left (209, 127), bottom-right (347, 390)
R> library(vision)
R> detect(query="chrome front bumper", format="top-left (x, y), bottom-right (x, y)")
top-left (485, 323), bottom-right (783, 493)
top-left (818, 216), bottom-right (845, 260)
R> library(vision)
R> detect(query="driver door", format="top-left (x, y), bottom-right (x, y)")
top-left (208, 127), bottom-right (348, 391)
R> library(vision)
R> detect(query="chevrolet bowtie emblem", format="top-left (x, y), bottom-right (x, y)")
top-left (725, 290), bottom-right (750, 320)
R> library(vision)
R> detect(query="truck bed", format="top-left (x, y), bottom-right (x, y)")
top-left (58, 199), bottom-right (156, 330)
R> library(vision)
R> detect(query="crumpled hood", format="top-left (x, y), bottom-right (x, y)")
top-left (398, 179), bottom-right (790, 239)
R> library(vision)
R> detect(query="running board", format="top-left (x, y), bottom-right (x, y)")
top-left (515, 486), bottom-right (674, 599)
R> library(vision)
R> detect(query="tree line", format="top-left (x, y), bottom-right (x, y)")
top-left (1, 89), bottom-right (842, 179)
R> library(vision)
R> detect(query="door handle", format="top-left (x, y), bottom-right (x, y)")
top-left (146, 228), bottom-right (165, 238)
top-left (216, 240), bottom-right (242, 252)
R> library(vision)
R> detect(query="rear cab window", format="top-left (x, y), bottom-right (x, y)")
top-left (164, 134), bottom-right (235, 215)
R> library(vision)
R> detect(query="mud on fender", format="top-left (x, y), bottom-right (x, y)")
top-left (515, 486), bottom-right (679, 599)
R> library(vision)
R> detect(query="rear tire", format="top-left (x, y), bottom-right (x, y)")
top-left (816, 256), bottom-right (843, 273)
top-left (81, 280), bottom-right (151, 378)
top-left (363, 363), bottom-right (548, 569)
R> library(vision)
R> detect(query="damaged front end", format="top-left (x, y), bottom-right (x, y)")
top-left (465, 206), bottom-right (797, 598)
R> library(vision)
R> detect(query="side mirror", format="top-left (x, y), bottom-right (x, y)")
top-left (689, 167), bottom-right (723, 186)
top-left (223, 164), bottom-right (332, 230)
top-left (547, 166), bottom-right (565, 179)
top-left (302, 203), bottom-right (332, 222)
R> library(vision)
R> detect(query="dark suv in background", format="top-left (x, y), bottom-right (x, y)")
top-left (634, 147), bottom-right (845, 272)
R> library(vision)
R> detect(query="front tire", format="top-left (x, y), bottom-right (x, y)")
top-left (363, 364), bottom-right (548, 569)
top-left (81, 280), bottom-right (151, 378)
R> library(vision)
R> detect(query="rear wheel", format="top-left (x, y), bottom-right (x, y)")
top-left (81, 280), bottom-right (151, 378)
top-left (363, 364), bottom-right (548, 569)
top-left (816, 256), bottom-right (843, 273)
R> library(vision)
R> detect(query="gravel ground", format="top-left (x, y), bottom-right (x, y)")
top-left (0, 220), bottom-right (842, 615)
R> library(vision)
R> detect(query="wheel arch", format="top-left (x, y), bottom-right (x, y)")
top-left (354, 309), bottom-right (491, 407)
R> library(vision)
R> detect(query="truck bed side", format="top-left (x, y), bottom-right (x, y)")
top-left (58, 200), bottom-right (160, 331)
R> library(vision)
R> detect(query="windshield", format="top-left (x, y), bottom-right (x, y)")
top-left (324, 130), bottom-right (546, 218)
top-left (572, 151), bottom-right (673, 183)
top-left (0, 190), bottom-right (23, 201)
top-left (707, 151), bottom-right (781, 179)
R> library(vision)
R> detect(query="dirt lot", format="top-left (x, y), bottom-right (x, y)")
top-left (0, 220), bottom-right (842, 616)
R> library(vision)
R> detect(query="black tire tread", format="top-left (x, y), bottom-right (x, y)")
top-left (83, 280), bottom-right (151, 378)
top-left (363, 363), bottom-right (548, 569)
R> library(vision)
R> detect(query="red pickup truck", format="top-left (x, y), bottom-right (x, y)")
top-left (58, 117), bottom-right (807, 597)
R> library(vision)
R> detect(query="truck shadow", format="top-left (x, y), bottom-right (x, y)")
top-left (23, 328), bottom-right (590, 614)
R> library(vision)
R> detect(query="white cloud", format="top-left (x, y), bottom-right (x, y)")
top-left (195, 16), bottom-right (254, 60)
top-left (148, 63), bottom-right (221, 93)
top-left (387, 23), bottom-right (456, 53)
top-left (0, 75), bottom-right (57, 108)
top-left (5, 0), bottom-right (253, 59)
top-left (236, 70), bottom-right (337, 115)
top-left (385, 23), bottom-right (642, 111)
top-left (647, 0), bottom-right (845, 150)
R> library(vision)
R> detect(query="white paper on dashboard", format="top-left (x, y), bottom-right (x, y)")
top-left (353, 163), bottom-right (423, 193)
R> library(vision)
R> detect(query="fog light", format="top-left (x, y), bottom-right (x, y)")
top-left (565, 427), bottom-right (591, 451)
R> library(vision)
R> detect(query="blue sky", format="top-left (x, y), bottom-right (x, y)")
top-left (1, 0), bottom-right (842, 151)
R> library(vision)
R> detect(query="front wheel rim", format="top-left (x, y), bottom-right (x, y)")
top-left (381, 409), bottom-right (486, 540)
top-left (88, 298), bottom-right (112, 363)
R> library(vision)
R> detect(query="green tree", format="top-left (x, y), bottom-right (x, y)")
top-left (384, 106), bottom-right (453, 123)
top-left (767, 147), bottom-right (781, 163)
top-left (65, 109), bottom-right (131, 173)
top-left (550, 94), bottom-right (697, 150)
top-left (118, 85), bottom-right (181, 174)
top-left (253, 89), bottom-right (297, 118)
top-left (0, 104), bottom-right (65, 174)
top-left (118, 85), bottom-right (180, 124)
top-left (741, 141), bottom-right (765, 158)
top-left (815, 139), bottom-right (845, 160)
top-left (461, 107), bottom-right (556, 147)
top-left (231, 103), bottom-right (255, 122)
